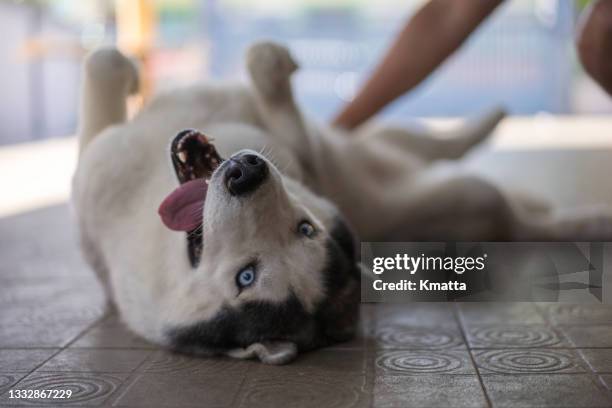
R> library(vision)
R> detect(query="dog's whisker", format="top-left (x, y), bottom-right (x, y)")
top-left (187, 224), bottom-right (203, 238)
top-left (262, 145), bottom-right (291, 173)
top-left (189, 205), bottom-right (205, 217)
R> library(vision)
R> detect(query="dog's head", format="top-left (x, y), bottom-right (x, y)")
top-left (157, 130), bottom-right (360, 364)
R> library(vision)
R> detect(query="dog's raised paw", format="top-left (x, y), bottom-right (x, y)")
top-left (246, 41), bottom-right (298, 101)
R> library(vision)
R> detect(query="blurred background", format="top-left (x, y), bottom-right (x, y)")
top-left (1, 0), bottom-right (612, 218)
top-left (1, 0), bottom-right (612, 146)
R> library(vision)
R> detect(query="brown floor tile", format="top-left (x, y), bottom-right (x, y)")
top-left (375, 349), bottom-right (476, 375)
top-left (0, 304), bottom-right (105, 327)
top-left (373, 375), bottom-right (487, 408)
top-left (465, 325), bottom-right (569, 349)
top-left (0, 322), bottom-right (90, 348)
top-left (578, 349), bottom-right (612, 373)
top-left (248, 349), bottom-right (369, 376)
top-left (539, 304), bottom-right (612, 325)
top-left (374, 303), bottom-right (459, 328)
top-left (326, 333), bottom-right (375, 350)
top-left (70, 318), bottom-right (156, 349)
top-left (138, 350), bottom-right (254, 375)
top-left (599, 374), bottom-right (612, 392)
top-left (327, 313), bottom-right (377, 350)
top-left (459, 303), bottom-right (545, 325)
top-left (482, 374), bottom-right (611, 408)
top-left (473, 349), bottom-right (586, 374)
top-left (236, 370), bottom-right (370, 408)
top-left (562, 325), bottom-right (612, 348)
top-left (37, 349), bottom-right (151, 373)
top-left (0, 349), bottom-right (58, 372)
top-left (113, 372), bottom-right (245, 407)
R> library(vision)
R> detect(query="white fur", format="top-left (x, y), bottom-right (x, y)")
top-left (73, 43), bottom-right (612, 358)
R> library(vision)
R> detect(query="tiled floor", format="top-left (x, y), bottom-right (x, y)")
top-left (2, 204), bottom-right (612, 407)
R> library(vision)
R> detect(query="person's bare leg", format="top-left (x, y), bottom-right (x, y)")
top-left (332, 0), bottom-right (503, 130)
top-left (577, 0), bottom-right (612, 96)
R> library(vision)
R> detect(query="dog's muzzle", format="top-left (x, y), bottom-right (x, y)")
top-left (224, 153), bottom-right (268, 196)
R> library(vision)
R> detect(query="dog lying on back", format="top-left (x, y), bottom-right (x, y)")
top-left (73, 42), bottom-right (612, 364)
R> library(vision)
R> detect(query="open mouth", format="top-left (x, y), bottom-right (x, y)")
top-left (158, 129), bottom-right (224, 233)
top-left (170, 129), bottom-right (225, 184)
top-left (158, 129), bottom-right (225, 267)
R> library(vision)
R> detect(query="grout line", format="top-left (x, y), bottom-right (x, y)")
top-left (453, 304), bottom-right (493, 408)
top-left (0, 314), bottom-right (106, 398)
top-left (229, 362), bottom-right (252, 407)
top-left (104, 347), bottom-right (157, 406)
top-left (537, 303), bottom-right (612, 404)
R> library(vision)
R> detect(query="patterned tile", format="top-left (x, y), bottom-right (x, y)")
top-left (465, 325), bottom-right (568, 348)
top-left (0, 372), bottom-right (126, 406)
top-left (6, 203), bottom-right (612, 407)
top-left (374, 325), bottom-right (465, 350)
top-left (0, 373), bottom-right (27, 395)
top-left (473, 349), bottom-right (586, 374)
top-left (375, 350), bottom-right (475, 375)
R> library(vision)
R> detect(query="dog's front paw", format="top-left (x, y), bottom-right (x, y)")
top-left (246, 41), bottom-right (298, 101)
top-left (85, 48), bottom-right (139, 95)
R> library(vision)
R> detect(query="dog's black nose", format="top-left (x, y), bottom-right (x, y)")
top-left (224, 153), bottom-right (268, 196)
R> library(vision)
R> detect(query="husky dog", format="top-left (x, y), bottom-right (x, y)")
top-left (73, 42), bottom-right (612, 364)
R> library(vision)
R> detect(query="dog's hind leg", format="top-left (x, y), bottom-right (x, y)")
top-left (366, 107), bottom-right (505, 161)
top-left (246, 42), bottom-right (314, 166)
top-left (78, 48), bottom-right (139, 155)
top-left (385, 173), bottom-right (612, 241)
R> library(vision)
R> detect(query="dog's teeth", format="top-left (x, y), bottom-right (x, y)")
top-left (177, 151), bottom-right (188, 163)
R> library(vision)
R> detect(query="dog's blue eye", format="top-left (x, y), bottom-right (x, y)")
top-left (236, 265), bottom-right (256, 288)
top-left (298, 221), bottom-right (315, 238)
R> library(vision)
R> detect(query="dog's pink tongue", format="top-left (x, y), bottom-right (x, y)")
top-left (158, 179), bottom-right (207, 231)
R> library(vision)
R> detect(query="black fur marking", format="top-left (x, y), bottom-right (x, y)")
top-left (166, 217), bottom-right (361, 356)
top-left (187, 235), bottom-right (203, 268)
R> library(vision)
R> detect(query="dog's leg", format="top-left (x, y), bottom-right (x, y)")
top-left (530, 206), bottom-right (612, 241)
top-left (246, 42), bottom-right (314, 166)
top-left (368, 107), bottom-right (505, 161)
top-left (383, 175), bottom-right (520, 240)
top-left (385, 174), bottom-right (612, 241)
top-left (78, 48), bottom-right (138, 155)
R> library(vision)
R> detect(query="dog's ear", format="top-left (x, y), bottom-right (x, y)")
top-left (226, 341), bottom-right (297, 365)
